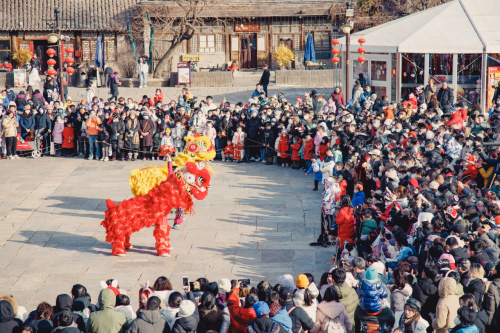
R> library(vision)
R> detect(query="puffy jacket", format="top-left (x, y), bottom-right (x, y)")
top-left (20, 115), bottom-right (35, 137)
top-left (306, 160), bottom-right (322, 181)
top-left (88, 289), bottom-right (128, 333)
top-left (351, 191), bottom-right (365, 207)
top-left (2, 116), bottom-right (18, 138)
top-left (303, 139), bottom-right (314, 160)
top-left (127, 309), bottom-right (168, 333)
top-left (170, 293), bottom-right (199, 333)
top-left (412, 277), bottom-right (439, 325)
top-left (356, 279), bottom-right (389, 314)
top-left (432, 278), bottom-right (460, 333)
top-left (272, 308), bottom-right (293, 333)
top-left (437, 87), bottom-right (454, 110)
top-left (280, 300), bottom-right (314, 333)
top-left (86, 117), bottom-right (102, 136)
top-left (446, 111), bottom-right (463, 129)
top-left (331, 91), bottom-right (345, 107)
top-left (333, 283), bottom-right (358, 324)
top-left (451, 324), bottom-right (479, 333)
top-left (482, 278), bottom-right (500, 327)
top-left (53, 121), bottom-right (64, 144)
top-left (291, 139), bottom-right (302, 161)
top-left (464, 278), bottom-right (486, 310)
top-left (449, 247), bottom-right (470, 262)
top-left (310, 300), bottom-right (352, 333)
top-left (278, 136), bottom-right (290, 159)
top-left (35, 113), bottom-right (51, 132)
top-left (390, 284), bottom-right (412, 314)
top-left (0, 300), bottom-right (22, 333)
top-left (337, 207), bottom-right (355, 248)
top-left (247, 317), bottom-right (287, 333)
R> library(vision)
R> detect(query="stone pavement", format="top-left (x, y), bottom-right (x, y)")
top-left (0, 156), bottom-right (334, 310)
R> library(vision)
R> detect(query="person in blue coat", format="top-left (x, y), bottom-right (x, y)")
top-left (305, 154), bottom-right (322, 191)
top-left (20, 108), bottom-right (35, 139)
top-left (351, 183), bottom-right (365, 207)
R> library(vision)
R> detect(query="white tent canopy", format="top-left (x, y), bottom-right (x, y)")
top-left (338, 0), bottom-right (500, 54)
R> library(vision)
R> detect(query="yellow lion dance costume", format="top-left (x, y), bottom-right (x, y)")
top-left (128, 135), bottom-right (216, 226)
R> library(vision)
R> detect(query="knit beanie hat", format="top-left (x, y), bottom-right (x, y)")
top-left (365, 267), bottom-right (378, 281)
top-left (253, 301), bottom-right (270, 317)
top-left (179, 300), bottom-right (196, 317)
top-left (295, 274), bottom-right (309, 289)
top-left (218, 278), bottom-right (231, 294)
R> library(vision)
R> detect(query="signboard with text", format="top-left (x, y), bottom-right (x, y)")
top-left (235, 22), bottom-right (261, 32)
top-left (487, 67), bottom-right (500, 111)
top-left (177, 63), bottom-right (191, 87)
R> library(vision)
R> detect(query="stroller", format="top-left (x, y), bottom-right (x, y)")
top-left (15, 132), bottom-right (43, 158)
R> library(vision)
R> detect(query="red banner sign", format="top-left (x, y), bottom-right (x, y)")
top-left (235, 22), bottom-right (261, 32)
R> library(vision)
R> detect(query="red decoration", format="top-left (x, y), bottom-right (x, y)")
top-left (46, 49), bottom-right (56, 56)
top-left (158, 145), bottom-right (177, 157)
top-left (358, 47), bottom-right (366, 53)
top-left (358, 56), bottom-right (366, 63)
top-left (66, 67), bottom-right (75, 74)
top-left (331, 39), bottom-right (340, 46)
top-left (65, 57), bottom-right (74, 64)
top-left (332, 57), bottom-right (340, 64)
top-left (47, 69), bottom-right (57, 76)
top-left (358, 38), bottom-right (366, 44)
top-left (47, 59), bottom-right (56, 66)
top-left (65, 47), bottom-right (74, 54)
top-left (331, 49), bottom-right (340, 54)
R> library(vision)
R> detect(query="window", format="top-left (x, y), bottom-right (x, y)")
top-left (313, 32), bottom-right (330, 51)
top-left (198, 34), bottom-right (220, 53)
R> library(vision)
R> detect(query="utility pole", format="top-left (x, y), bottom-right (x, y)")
top-left (55, 8), bottom-right (64, 101)
top-left (341, 2), bottom-right (354, 100)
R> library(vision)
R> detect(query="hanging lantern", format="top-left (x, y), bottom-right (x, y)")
top-left (47, 69), bottom-right (57, 76)
top-left (46, 49), bottom-right (56, 57)
top-left (331, 39), bottom-right (340, 46)
top-left (66, 67), bottom-right (75, 74)
top-left (65, 47), bottom-right (74, 54)
top-left (357, 47), bottom-right (366, 54)
top-left (65, 57), bottom-right (74, 65)
top-left (332, 57), bottom-right (340, 64)
top-left (358, 56), bottom-right (366, 64)
top-left (358, 38), bottom-right (366, 45)
top-left (47, 59), bottom-right (57, 66)
top-left (331, 48), bottom-right (340, 55)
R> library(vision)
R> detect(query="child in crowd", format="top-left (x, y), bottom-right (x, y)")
top-left (62, 118), bottom-right (74, 157)
top-left (52, 114), bottom-right (64, 156)
top-left (172, 121), bottom-right (185, 156)
top-left (232, 125), bottom-right (246, 162)
top-left (98, 123), bottom-right (110, 162)
top-left (277, 130), bottom-right (290, 167)
top-left (290, 136), bottom-right (302, 169)
top-left (318, 137), bottom-right (329, 161)
top-left (306, 154), bottom-right (322, 191)
top-left (303, 133), bottom-right (315, 170)
top-left (224, 143), bottom-right (234, 162)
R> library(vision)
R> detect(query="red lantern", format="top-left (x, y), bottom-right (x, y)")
top-left (332, 57), bottom-right (340, 64)
top-left (65, 47), bottom-right (74, 54)
top-left (65, 57), bottom-right (74, 65)
top-left (331, 39), bottom-right (340, 46)
top-left (358, 56), bottom-right (366, 64)
top-left (66, 67), bottom-right (75, 74)
top-left (358, 47), bottom-right (366, 54)
top-left (46, 49), bottom-right (56, 57)
top-left (358, 38), bottom-right (366, 44)
top-left (47, 59), bottom-right (57, 66)
top-left (331, 49), bottom-right (340, 55)
top-left (47, 69), bottom-right (57, 76)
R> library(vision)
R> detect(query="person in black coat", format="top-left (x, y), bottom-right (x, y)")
top-left (469, 240), bottom-right (490, 266)
top-left (411, 265), bottom-right (440, 329)
top-left (262, 122), bottom-right (275, 165)
top-left (247, 111), bottom-right (263, 161)
top-left (35, 106), bottom-right (52, 156)
top-left (259, 65), bottom-right (270, 97)
top-left (171, 291), bottom-right (199, 333)
top-left (278, 288), bottom-right (314, 333)
top-left (0, 300), bottom-right (22, 333)
top-left (108, 72), bottom-right (120, 103)
top-left (436, 82), bottom-right (454, 113)
top-left (51, 295), bottom-right (86, 332)
top-left (247, 301), bottom-right (288, 333)
top-left (51, 310), bottom-right (81, 333)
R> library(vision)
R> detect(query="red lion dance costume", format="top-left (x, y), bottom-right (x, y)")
top-left (101, 135), bottom-right (215, 257)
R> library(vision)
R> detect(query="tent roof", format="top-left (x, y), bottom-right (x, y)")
top-left (338, 0), bottom-right (500, 54)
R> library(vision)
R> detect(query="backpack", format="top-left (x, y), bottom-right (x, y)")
top-left (320, 317), bottom-right (346, 333)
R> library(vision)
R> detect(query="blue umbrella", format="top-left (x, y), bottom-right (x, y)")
top-left (304, 34), bottom-right (316, 65)
top-left (95, 36), bottom-right (103, 68)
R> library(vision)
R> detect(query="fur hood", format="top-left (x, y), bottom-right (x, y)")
top-left (438, 277), bottom-right (456, 298)
top-left (0, 296), bottom-right (17, 316)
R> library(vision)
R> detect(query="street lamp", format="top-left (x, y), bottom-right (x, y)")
top-left (44, 7), bottom-right (66, 102)
top-left (341, 1), bottom-right (354, 99)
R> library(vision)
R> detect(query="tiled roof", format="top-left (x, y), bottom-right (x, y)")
top-left (0, 0), bottom-right (140, 31)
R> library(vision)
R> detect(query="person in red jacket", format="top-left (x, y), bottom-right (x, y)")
top-left (62, 120), bottom-right (75, 156)
top-left (457, 101), bottom-right (468, 124)
top-left (290, 136), bottom-right (302, 169)
top-left (227, 285), bottom-right (258, 333)
top-left (154, 89), bottom-right (164, 104)
top-left (141, 94), bottom-right (154, 107)
top-left (318, 137), bottom-right (329, 161)
top-left (331, 87), bottom-right (345, 107)
top-left (335, 174), bottom-right (347, 203)
top-left (277, 131), bottom-right (290, 167)
top-left (461, 153), bottom-right (479, 182)
top-left (303, 134), bottom-right (315, 169)
top-left (336, 194), bottom-right (355, 249)
top-left (446, 106), bottom-right (463, 130)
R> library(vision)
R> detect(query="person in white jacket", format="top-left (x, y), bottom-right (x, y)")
top-left (294, 282), bottom-right (320, 323)
top-left (202, 121), bottom-right (216, 147)
top-left (193, 112), bottom-right (207, 134)
top-left (28, 67), bottom-right (41, 90)
top-left (136, 57), bottom-right (149, 88)
top-left (115, 294), bottom-right (137, 325)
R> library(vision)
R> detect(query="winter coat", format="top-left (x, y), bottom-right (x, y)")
top-left (389, 284), bottom-right (412, 315)
top-left (303, 139), bottom-right (314, 161)
top-left (88, 289), bottom-right (128, 333)
top-left (306, 160), bottom-right (322, 182)
top-left (357, 279), bottom-right (389, 314)
top-left (437, 87), bottom-right (454, 110)
top-left (272, 308), bottom-right (293, 333)
top-left (484, 278), bottom-right (500, 327)
top-left (446, 111), bottom-right (464, 129)
top-left (15, 93), bottom-right (26, 109)
top-left (293, 284), bottom-right (319, 323)
top-left (247, 317), bottom-right (287, 333)
top-left (0, 300), bottom-right (22, 333)
top-left (51, 294), bottom-right (86, 333)
top-left (86, 117), bottom-right (102, 136)
top-left (331, 91), bottom-right (345, 107)
top-left (451, 325), bottom-right (479, 333)
top-left (124, 119), bottom-right (140, 150)
top-left (333, 283), bottom-right (359, 325)
top-left (412, 277), bottom-right (439, 325)
top-left (320, 160), bottom-right (335, 180)
top-left (352, 87), bottom-right (364, 108)
top-left (126, 309), bottom-right (168, 333)
top-left (464, 278), bottom-right (486, 310)
top-left (2, 116), bottom-right (18, 138)
top-left (51, 323), bottom-right (81, 333)
top-left (291, 139), bottom-right (302, 161)
top-left (24, 316), bottom-right (53, 333)
top-left (198, 306), bottom-right (223, 333)
top-left (278, 136), bottom-right (290, 159)
top-left (227, 288), bottom-right (257, 333)
top-left (62, 126), bottom-right (75, 149)
top-left (170, 293), bottom-right (199, 333)
top-left (108, 74), bottom-right (120, 96)
top-left (432, 278), bottom-right (460, 333)
top-left (110, 120), bottom-right (126, 148)
top-left (351, 191), bottom-right (365, 207)
top-left (262, 129), bottom-right (275, 157)
top-left (116, 305), bottom-right (136, 325)
top-left (172, 126), bottom-right (186, 148)
top-left (279, 300), bottom-right (314, 333)
top-left (137, 62), bottom-right (149, 74)
top-left (53, 121), bottom-right (64, 144)
top-left (154, 93), bottom-right (164, 104)
top-left (319, 145), bottom-right (328, 162)
top-left (160, 307), bottom-right (179, 329)
top-left (310, 300), bottom-right (352, 333)
top-left (35, 113), bottom-right (51, 133)
top-left (337, 207), bottom-right (355, 248)
top-left (20, 115), bottom-right (35, 138)
top-left (449, 247), bottom-right (470, 262)
top-left (394, 312), bottom-right (429, 333)
top-left (322, 178), bottom-right (336, 215)
top-left (202, 126), bottom-right (217, 144)
top-left (139, 119), bottom-right (154, 147)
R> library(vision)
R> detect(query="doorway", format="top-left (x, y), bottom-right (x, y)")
top-left (239, 34), bottom-right (257, 69)
top-left (348, 53), bottom-right (392, 100)
top-left (33, 40), bottom-right (51, 73)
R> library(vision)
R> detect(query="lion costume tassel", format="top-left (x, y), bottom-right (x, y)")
top-left (101, 135), bottom-right (216, 256)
